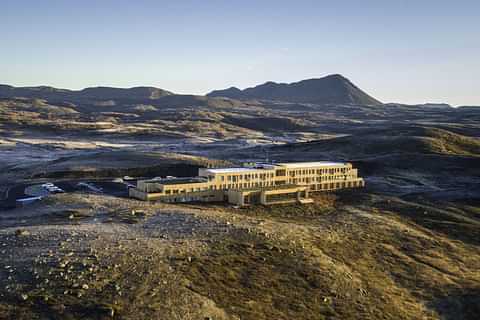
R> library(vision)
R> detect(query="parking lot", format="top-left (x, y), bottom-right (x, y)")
top-left (1, 179), bottom-right (131, 210)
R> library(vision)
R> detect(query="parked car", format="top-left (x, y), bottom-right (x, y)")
top-left (46, 186), bottom-right (64, 193)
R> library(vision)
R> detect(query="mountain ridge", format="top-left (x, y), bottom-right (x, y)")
top-left (207, 74), bottom-right (382, 105)
top-left (0, 84), bottom-right (173, 101)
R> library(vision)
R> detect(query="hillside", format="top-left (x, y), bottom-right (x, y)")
top-left (268, 126), bottom-right (480, 158)
top-left (207, 74), bottom-right (382, 105)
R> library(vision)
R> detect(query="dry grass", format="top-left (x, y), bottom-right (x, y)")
top-left (178, 191), bottom-right (480, 320)
top-left (1, 191), bottom-right (479, 320)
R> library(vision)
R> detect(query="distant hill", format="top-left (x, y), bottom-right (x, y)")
top-left (78, 86), bottom-right (172, 100)
top-left (0, 84), bottom-right (173, 102)
top-left (207, 74), bottom-right (382, 105)
top-left (0, 84), bottom-right (250, 113)
top-left (268, 126), bottom-right (480, 158)
top-left (458, 105), bottom-right (480, 109)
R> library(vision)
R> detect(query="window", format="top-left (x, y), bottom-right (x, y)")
top-left (276, 169), bottom-right (286, 177)
top-left (165, 190), bottom-right (171, 194)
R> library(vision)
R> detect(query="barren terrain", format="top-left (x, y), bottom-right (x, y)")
top-left (0, 86), bottom-right (479, 319)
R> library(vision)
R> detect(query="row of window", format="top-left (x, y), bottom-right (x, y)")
top-left (289, 175), bottom-right (354, 184)
top-left (216, 169), bottom-right (351, 182)
top-left (165, 181), bottom-right (274, 194)
top-left (288, 167), bottom-right (349, 177)
top-left (221, 181), bottom-right (275, 190)
top-left (212, 168), bottom-right (352, 183)
top-left (313, 181), bottom-right (362, 190)
top-left (165, 180), bottom-right (277, 194)
top-left (163, 178), bottom-right (362, 195)
top-left (219, 172), bottom-right (275, 182)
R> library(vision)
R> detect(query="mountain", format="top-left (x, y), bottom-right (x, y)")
top-left (207, 74), bottom-right (382, 105)
top-left (0, 84), bottom-right (173, 102)
top-left (207, 87), bottom-right (244, 100)
top-left (78, 86), bottom-right (172, 100)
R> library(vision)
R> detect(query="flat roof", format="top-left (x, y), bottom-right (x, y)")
top-left (204, 167), bottom-right (267, 174)
top-left (144, 177), bottom-right (207, 185)
top-left (277, 161), bottom-right (346, 168)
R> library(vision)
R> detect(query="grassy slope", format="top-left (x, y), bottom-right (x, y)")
top-left (182, 192), bottom-right (480, 320)
top-left (270, 126), bottom-right (480, 158)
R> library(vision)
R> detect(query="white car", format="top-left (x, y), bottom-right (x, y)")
top-left (41, 183), bottom-right (54, 188)
top-left (46, 186), bottom-right (64, 193)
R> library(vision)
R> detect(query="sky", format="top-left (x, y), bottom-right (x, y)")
top-left (1, 0), bottom-right (479, 106)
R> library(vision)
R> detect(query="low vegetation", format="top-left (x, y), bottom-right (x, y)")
top-left (1, 189), bottom-right (478, 319)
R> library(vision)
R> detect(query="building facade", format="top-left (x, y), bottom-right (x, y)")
top-left (129, 161), bottom-right (364, 206)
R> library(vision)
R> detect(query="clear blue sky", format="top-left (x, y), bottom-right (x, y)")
top-left (1, 0), bottom-right (479, 106)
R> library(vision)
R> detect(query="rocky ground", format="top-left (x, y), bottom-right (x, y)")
top-left (0, 189), bottom-right (479, 320)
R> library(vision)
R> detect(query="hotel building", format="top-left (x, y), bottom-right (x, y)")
top-left (129, 161), bottom-right (364, 206)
